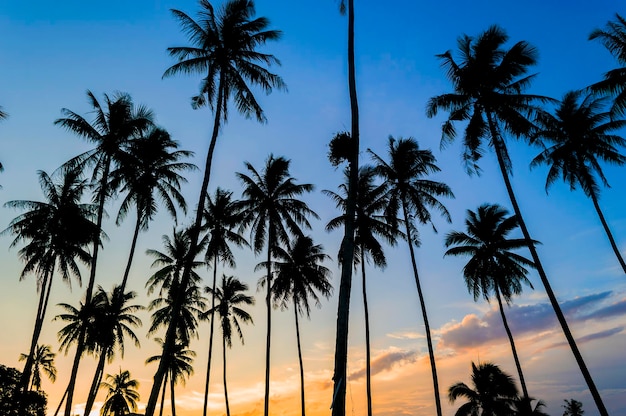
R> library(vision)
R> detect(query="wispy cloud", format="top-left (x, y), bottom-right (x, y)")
top-left (386, 330), bottom-right (424, 340)
top-left (540, 326), bottom-right (625, 352)
top-left (349, 348), bottom-right (418, 381)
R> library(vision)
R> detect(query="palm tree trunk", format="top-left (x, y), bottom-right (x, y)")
top-left (590, 192), bottom-right (626, 274)
top-left (494, 289), bottom-right (529, 400)
top-left (401, 203), bottom-right (443, 416)
top-left (486, 114), bottom-right (608, 416)
top-left (223, 333), bottom-right (230, 416)
top-left (332, 1), bottom-right (359, 414)
top-left (264, 230), bottom-right (274, 416)
top-left (159, 372), bottom-right (168, 416)
top-left (203, 256), bottom-right (219, 416)
top-left (171, 374), bottom-right (177, 416)
top-left (120, 212), bottom-right (142, 292)
top-left (361, 246), bottom-right (373, 416)
top-left (53, 386), bottom-right (69, 416)
top-left (82, 350), bottom-right (107, 416)
top-left (294, 298), bottom-right (306, 416)
top-left (145, 76), bottom-right (225, 416)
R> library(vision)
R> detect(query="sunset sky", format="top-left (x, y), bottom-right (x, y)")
top-left (1, 1), bottom-right (625, 415)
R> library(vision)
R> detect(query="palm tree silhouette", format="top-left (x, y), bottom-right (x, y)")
top-left (532, 90), bottom-right (626, 274)
top-left (18, 344), bottom-right (56, 392)
top-left (368, 137), bottom-right (453, 416)
top-left (200, 188), bottom-right (249, 415)
top-left (99, 369), bottom-right (140, 416)
top-left (445, 204), bottom-right (535, 401)
top-left (563, 399), bottom-right (585, 416)
top-left (236, 154), bottom-right (317, 414)
top-left (0, 105), bottom-right (7, 120)
top-left (204, 275), bottom-right (254, 416)
top-left (426, 25), bottom-right (608, 415)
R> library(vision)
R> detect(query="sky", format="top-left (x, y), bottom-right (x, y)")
top-left (1, 1), bottom-right (626, 415)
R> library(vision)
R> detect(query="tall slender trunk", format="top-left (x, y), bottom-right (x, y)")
top-left (590, 192), bottom-right (626, 274)
top-left (159, 372), bottom-right (168, 416)
top-left (145, 76), bottom-right (225, 416)
top-left (401, 203), bottom-right (443, 416)
top-left (494, 289), bottom-right (529, 400)
top-left (223, 333), bottom-right (231, 416)
top-left (486, 114), bottom-right (608, 416)
top-left (53, 386), bottom-right (69, 416)
top-left (82, 350), bottom-right (107, 416)
top-left (332, 0), bottom-right (359, 414)
top-left (360, 247), bottom-right (372, 416)
top-left (263, 230), bottom-right (274, 416)
top-left (171, 374), bottom-right (177, 416)
top-left (120, 213), bottom-right (142, 292)
top-left (294, 298), bottom-right (306, 416)
top-left (203, 256), bottom-right (219, 416)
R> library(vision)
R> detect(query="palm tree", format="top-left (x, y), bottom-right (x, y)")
top-left (563, 399), bottom-right (585, 416)
top-left (589, 14), bottom-right (626, 117)
top-left (236, 154), bottom-right (317, 416)
top-left (426, 25), bottom-right (608, 416)
top-left (55, 91), bottom-right (154, 416)
top-left (148, 2), bottom-right (285, 411)
top-left (445, 204), bottom-right (535, 401)
top-left (0, 105), bottom-right (7, 120)
top-left (99, 369), bottom-right (140, 416)
top-left (324, 166), bottom-right (398, 416)
top-left (262, 235), bottom-right (332, 416)
top-left (531, 90), bottom-right (626, 274)
top-left (18, 345), bottom-right (56, 391)
top-left (368, 137), bottom-right (453, 416)
top-left (200, 188), bottom-right (248, 416)
top-left (3, 167), bottom-right (98, 396)
top-left (204, 275), bottom-right (254, 416)
top-left (449, 362), bottom-right (518, 416)
top-left (109, 126), bottom-right (195, 292)
top-left (513, 397), bottom-right (550, 416)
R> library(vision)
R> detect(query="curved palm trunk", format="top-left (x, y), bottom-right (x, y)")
top-left (590, 192), bottom-right (626, 274)
top-left (145, 76), bottom-right (225, 416)
top-left (203, 256), bottom-right (219, 416)
top-left (159, 372), bottom-right (168, 416)
top-left (294, 298), bottom-right (306, 416)
top-left (264, 230), bottom-right (274, 416)
top-left (360, 247), bottom-right (373, 416)
top-left (332, 1), bottom-right (359, 415)
top-left (120, 213), bottom-right (142, 292)
top-left (486, 115), bottom-right (608, 416)
top-left (401, 204), bottom-right (443, 416)
top-left (494, 289), bottom-right (529, 400)
top-left (223, 333), bottom-right (231, 416)
top-left (171, 373), bottom-right (177, 416)
top-left (82, 350), bottom-right (107, 416)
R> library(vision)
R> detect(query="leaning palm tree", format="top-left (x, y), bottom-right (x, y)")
top-left (19, 344), bottom-right (57, 392)
top-left (368, 137), bottom-right (453, 416)
top-left (200, 188), bottom-right (248, 416)
top-left (426, 25), bottom-right (608, 416)
top-left (99, 369), bottom-right (140, 416)
top-left (148, 2), bottom-right (285, 411)
top-left (236, 154), bottom-right (317, 415)
top-left (204, 275), bottom-right (254, 416)
top-left (261, 235), bottom-right (332, 416)
top-left (531, 90), bottom-right (626, 274)
top-left (445, 204), bottom-right (535, 401)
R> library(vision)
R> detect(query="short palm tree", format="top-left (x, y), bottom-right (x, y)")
top-left (449, 362), bottom-right (518, 416)
top-left (445, 204), bottom-right (535, 401)
top-left (426, 25), bottom-right (608, 416)
top-left (563, 399), bottom-right (585, 416)
top-left (532, 90), bottom-right (626, 274)
top-left (368, 137), bottom-right (453, 416)
top-left (236, 154), bottom-right (317, 415)
top-left (99, 369), bottom-right (140, 416)
top-left (19, 344), bottom-right (56, 391)
top-left (204, 275), bottom-right (254, 416)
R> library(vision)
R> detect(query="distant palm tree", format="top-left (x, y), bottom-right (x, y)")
top-left (0, 105), bottom-right (7, 120)
top-left (369, 137), bottom-right (453, 416)
top-left (262, 235), bottom-right (332, 416)
top-left (200, 188), bottom-right (248, 415)
top-left (532, 90), bottom-right (626, 274)
top-left (99, 369), bottom-right (140, 416)
top-left (513, 397), bottom-right (550, 416)
top-left (589, 13), bottom-right (626, 117)
top-left (449, 362), bottom-right (518, 416)
top-left (426, 25), bottom-right (608, 416)
top-left (563, 398), bottom-right (585, 416)
top-left (445, 204), bottom-right (535, 400)
top-left (205, 275), bottom-right (254, 416)
top-left (19, 344), bottom-right (56, 391)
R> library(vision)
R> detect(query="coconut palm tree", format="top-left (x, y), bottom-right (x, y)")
top-left (368, 137), bottom-right (453, 416)
top-left (445, 204), bottom-right (535, 401)
top-left (563, 399), bottom-right (585, 416)
top-left (3, 167), bottom-right (98, 396)
top-left (0, 105), bottom-right (7, 120)
top-left (589, 13), bottom-right (626, 117)
top-left (148, 2), bottom-right (284, 411)
top-left (18, 345), bottom-right (56, 392)
top-left (200, 188), bottom-right (248, 416)
top-left (426, 25), bottom-right (608, 416)
top-left (449, 362), bottom-right (518, 416)
top-left (324, 166), bottom-right (399, 416)
top-left (55, 91), bottom-right (154, 416)
top-left (531, 90), bottom-right (626, 274)
top-left (513, 397), bottom-right (550, 416)
top-left (204, 275), bottom-right (254, 416)
top-left (236, 154), bottom-right (317, 415)
top-left (99, 369), bottom-right (140, 416)
top-left (109, 126), bottom-right (195, 292)
top-left (261, 235), bottom-right (332, 416)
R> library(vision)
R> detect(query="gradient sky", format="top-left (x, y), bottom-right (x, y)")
top-left (1, 1), bottom-right (625, 415)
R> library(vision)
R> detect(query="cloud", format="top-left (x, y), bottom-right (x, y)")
top-left (349, 349), bottom-right (418, 381)
top-left (582, 298), bottom-right (626, 321)
top-left (386, 331), bottom-right (423, 340)
top-left (541, 326), bottom-right (624, 352)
